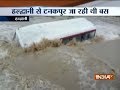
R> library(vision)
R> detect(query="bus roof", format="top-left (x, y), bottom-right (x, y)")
top-left (16, 18), bottom-right (96, 48)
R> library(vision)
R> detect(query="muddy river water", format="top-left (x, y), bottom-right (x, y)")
top-left (13, 47), bottom-right (80, 90)
top-left (12, 39), bottom-right (120, 90)
top-left (87, 39), bottom-right (120, 72)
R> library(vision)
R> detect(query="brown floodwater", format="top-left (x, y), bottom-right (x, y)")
top-left (87, 39), bottom-right (120, 71)
top-left (13, 47), bottom-right (80, 90)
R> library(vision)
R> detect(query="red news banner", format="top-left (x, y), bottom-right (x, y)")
top-left (0, 0), bottom-right (93, 7)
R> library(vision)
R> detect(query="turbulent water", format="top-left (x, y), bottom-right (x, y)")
top-left (87, 39), bottom-right (120, 74)
top-left (0, 16), bottom-right (120, 90)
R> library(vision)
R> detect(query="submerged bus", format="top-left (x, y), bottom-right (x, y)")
top-left (15, 18), bottom-right (96, 48)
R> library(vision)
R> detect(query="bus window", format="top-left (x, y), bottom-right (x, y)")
top-left (81, 34), bottom-right (85, 41)
top-left (62, 38), bottom-right (70, 44)
top-left (90, 31), bottom-right (95, 38)
top-left (76, 35), bottom-right (81, 41)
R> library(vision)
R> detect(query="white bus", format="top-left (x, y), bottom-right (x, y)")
top-left (15, 18), bottom-right (96, 48)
